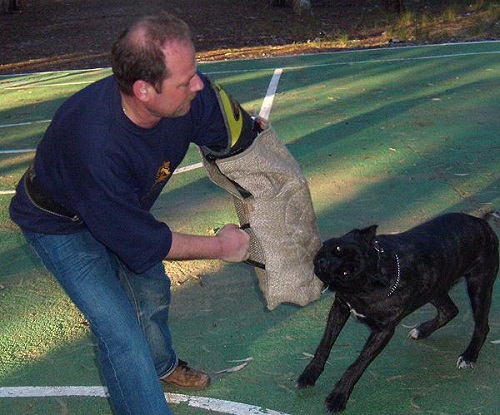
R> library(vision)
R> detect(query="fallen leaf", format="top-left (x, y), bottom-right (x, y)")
top-left (215, 362), bottom-right (249, 374)
top-left (227, 357), bottom-right (253, 363)
top-left (409, 396), bottom-right (421, 410)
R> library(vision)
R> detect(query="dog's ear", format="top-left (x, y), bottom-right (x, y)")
top-left (359, 225), bottom-right (378, 244)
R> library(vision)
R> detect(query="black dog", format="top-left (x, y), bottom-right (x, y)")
top-left (297, 212), bottom-right (499, 413)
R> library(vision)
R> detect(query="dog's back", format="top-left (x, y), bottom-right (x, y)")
top-left (379, 212), bottom-right (499, 283)
top-left (389, 212), bottom-right (497, 248)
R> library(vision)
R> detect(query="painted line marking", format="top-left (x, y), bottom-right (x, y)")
top-left (173, 162), bottom-right (204, 174)
top-left (259, 68), bottom-right (282, 120)
top-left (4, 81), bottom-right (97, 90)
top-left (1, 40), bottom-right (499, 88)
top-left (0, 386), bottom-right (291, 415)
top-left (0, 119), bottom-right (51, 129)
top-left (0, 149), bottom-right (37, 154)
top-left (0, 40), bottom-right (498, 80)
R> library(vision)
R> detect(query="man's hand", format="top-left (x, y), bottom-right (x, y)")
top-left (216, 224), bottom-right (250, 262)
top-left (167, 224), bottom-right (250, 262)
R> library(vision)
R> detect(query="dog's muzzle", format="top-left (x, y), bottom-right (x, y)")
top-left (314, 255), bottom-right (330, 278)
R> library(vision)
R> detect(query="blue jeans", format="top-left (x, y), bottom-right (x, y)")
top-left (23, 229), bottom-right (177, 415)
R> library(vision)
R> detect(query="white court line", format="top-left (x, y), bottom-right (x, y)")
top-left (0, 163), bottom-right (205, 194)
top-left (0, 163), bottom-right (200, 194)
top-left (0, 148), bottom-right (37, 153)
top-left (1, 40), bottom-right (499, 88)
top-left (173, 162), bottom-right (204, 174)
top-left (0, 119), bottom-right (51, 129)
top-left (0, 386), bottom-right (291, 415)
top-left (259, 68), bottom-right (283, 120)
top-left (1, 40), bottom-right (498, 81)
top-left (5, 81), bottom-right (97, 90)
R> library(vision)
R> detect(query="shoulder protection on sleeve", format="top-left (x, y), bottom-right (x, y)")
top-left (201, 82), bottom-right (261, 159)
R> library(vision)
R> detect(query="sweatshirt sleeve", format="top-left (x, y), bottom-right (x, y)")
top-left (190, 73), bottom-right (229, 151)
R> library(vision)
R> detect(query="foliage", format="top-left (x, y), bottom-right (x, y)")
top-left (384, 0), bottom-right (500, 43)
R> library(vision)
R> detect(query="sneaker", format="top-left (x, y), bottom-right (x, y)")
top-left (161, 360), bottom-right (211, 389)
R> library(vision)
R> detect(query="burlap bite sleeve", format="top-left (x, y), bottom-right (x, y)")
top-left (201, 125), bottom-right (323, 310)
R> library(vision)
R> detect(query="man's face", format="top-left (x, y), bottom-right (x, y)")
top-left (147, 41), bottom-right (204, 118)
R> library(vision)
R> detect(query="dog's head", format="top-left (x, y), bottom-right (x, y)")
top-left (314, 225), bottom-right (379, 293)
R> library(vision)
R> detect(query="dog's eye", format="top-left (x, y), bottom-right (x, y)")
top-left (342, 270), bottom-right (349, 276)
top-left (336, 246), bottom-right (341, 253)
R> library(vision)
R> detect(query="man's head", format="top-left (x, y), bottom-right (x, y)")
top-left (111, 12), bottom-right (204, 120)
top-left (111, 12), bottom-right (193, 95)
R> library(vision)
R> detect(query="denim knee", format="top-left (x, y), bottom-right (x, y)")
top-left (116, 260), bottom-right (178, 376)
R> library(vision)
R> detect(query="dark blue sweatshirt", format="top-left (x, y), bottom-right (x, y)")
top-left (9, 73), bottom-right (227, 273)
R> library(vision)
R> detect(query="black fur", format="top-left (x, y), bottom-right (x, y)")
top-left (297, 212), bottom-right (499, 413)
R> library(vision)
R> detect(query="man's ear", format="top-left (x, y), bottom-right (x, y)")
top-left (132, 80), bottom-right (151, 102)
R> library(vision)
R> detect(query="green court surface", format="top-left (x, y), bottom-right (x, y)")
top-left (0, 41), bottom-right (499, 414)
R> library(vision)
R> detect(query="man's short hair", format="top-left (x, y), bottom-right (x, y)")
top-left (111, 12), bottom-right (193, 95)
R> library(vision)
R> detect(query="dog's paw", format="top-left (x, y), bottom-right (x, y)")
top-left (296, 371), bottom-right (317, 388)
top-left (325, 391), bottom-right (348, 413)
top-left (408, 327), bottom-right (421, 339)
top-left (456, 356), bottom-right (475, 369)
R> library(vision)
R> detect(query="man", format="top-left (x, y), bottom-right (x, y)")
top-left (10, 12), bottom-right (252, 415)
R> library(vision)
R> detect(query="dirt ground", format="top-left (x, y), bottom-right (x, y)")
top-left (1, 0), bottom-right (409, 75)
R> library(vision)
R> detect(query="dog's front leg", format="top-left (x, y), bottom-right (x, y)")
top-left (297, 297), bottom-right (350, 388)
top-left (326, 327), bottom-right (395, 413)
